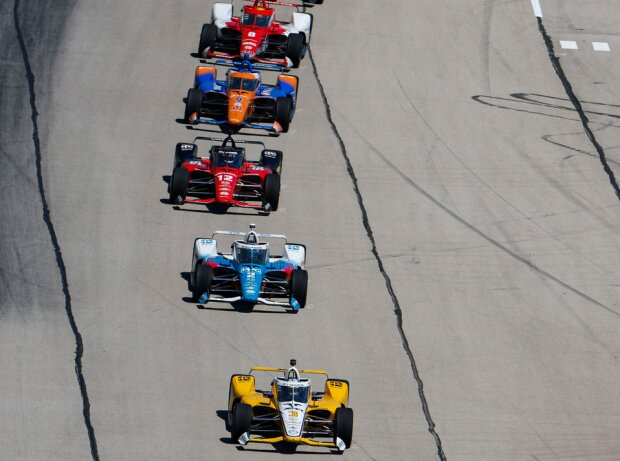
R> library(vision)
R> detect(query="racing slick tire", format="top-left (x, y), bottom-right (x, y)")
top-left (169, 167), bottom-right (189, 204)
top-left (286, 32), bottom-right (304, 68)
top-left (174, 143), bottom-right (198, 168)
top-left (192, 264), bottom-right (213, 302)
top-left (198, 23), bottom-right (218, 56)
top-left (274, 97), bottom-right (293, 133)
top-left (185, 88), bottom-right (204, 123)
top-left (259, 149), bottom-right (283, 175)
top-left (289, 269), bottom-right (308, 308)
top-left (262, 174), bottom-right (280, 212)
top-left (230, 403), bottom-right (252, 443)
top-left (334, 407), bottom-right (353, 449)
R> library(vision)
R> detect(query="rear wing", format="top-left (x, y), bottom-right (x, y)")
top-left (250, 366), bottom-right (328, 377)
top-left (192, 135), bottom-right (266, 149)
top-left (212, 230), bottom-right (288, 243)
top-left (212, 58), bottom-right (288, 72)
top-left (241, 0), bottom-right (322, 9)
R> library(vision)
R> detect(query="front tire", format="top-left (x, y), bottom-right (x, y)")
top-left (192, 264), bottom-right (213, 302)
top-left (274, 97), bottom-right (293, 133)
top-left (169, 167), bottom-right (189, 204)
top-left (286, 33), bottom-right (304, 68)
top-left (199, 23), bottom-right (218, 56)
top-left (290, 269), bottom-right (308, 308)
top-left (185, 88), bottom-right (204, 123)
top-left (230, 403), bottom-right (252, 443)
top-left (334, 407), bottom-right (353, 449)
top-left (262, 174), bottom-right (280, 211)
top-left (174, 143), bottom-right (197, 168)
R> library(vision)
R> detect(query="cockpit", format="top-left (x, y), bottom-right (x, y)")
top-left (210, 147), bottom-right (245, 168)
top-left (228, 76), bottom-right (260, 92)
top-left (276, 383), bottom-right (310, 404)
top-left (242, 13), bottom-right (271, 28)
top-left (235, 242), bottom-right (269, 265)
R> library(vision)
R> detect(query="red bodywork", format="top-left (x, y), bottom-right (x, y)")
top-left (181, 156), bottom-right (273, 209)
top-left (208, 0), bottom-right (293, 65)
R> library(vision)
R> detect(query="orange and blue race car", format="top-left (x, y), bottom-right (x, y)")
top-left (228, 359), bottom-right (353, 452)
top-left (199, 0), bottom-right (323, 68)
top-left (184, 59), bottom-right (298, 134)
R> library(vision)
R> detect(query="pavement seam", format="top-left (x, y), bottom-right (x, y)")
top-left (307, 49), bottom-right (447, 461)
top-left (536, 17), bottom-right (620, 202)
top-left (13, 1), bottom-right (101, 459)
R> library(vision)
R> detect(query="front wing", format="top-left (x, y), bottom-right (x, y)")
top-left (196, 269), bottom-right (301, 310)
top-left (187, 114), bottom-right (283, 134)
top-left (238, 434), bottom-right (346, 452)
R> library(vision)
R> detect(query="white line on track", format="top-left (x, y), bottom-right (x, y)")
top-left (592, 42), bottom-right (611, 52)
top-left (560, 40), bottom-right (578, 50)
top-left (531, 0), bottom-right (543, 17)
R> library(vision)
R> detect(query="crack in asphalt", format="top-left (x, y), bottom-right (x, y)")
top-left (13, 0), bottom-right (100, 459)
top-left (536, 17), bottom-right (620, 202)
top-left (307, 49), bottom-right (447, 461)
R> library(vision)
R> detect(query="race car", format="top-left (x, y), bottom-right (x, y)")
top-left (169, 135), bottom-right (283, 213)
top-left (228, 359), bottom-right (353, 452)
top-left (199, 0), bottom-right (323, 68)
top-left (190, 224), bottom-right (308, 311)
top-left (184, 59), bottom-right (298, 133)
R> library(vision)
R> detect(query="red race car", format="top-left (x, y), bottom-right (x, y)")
top-left (169, 136), bottom-right (282, 213)
top-left (199, 0), bottom-right (323, 68)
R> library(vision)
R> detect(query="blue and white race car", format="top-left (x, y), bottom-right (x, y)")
top-left (190, 224), bottom-right (308, 311)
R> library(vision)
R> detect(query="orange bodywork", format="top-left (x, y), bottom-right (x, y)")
top-left (227, 72), bottom-right (260, 125)
top-left (277, 74), bottom-right (298, 93)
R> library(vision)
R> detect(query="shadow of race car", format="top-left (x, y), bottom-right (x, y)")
top-left (190, 224), bottom-right (308, 311)
top-left (199, 0), bottom-right (323, 68)
top-left (184, 59), bottom-right (298, 133)
top-left (228, 359), bottom-right (353, 453)
top-left (169, 135), bottom-right (283, 213)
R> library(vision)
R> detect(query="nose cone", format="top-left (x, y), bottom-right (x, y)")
top-left (241, 32), bottom-right (258, 57)
top-left (214, 172), bottom-right (236, 202)
top-left (228, 93), bottom-right (251, 125)
top-left (239, 266), bottom-right (263, 302)
top-left (242, 42), bottom-right (257, 58)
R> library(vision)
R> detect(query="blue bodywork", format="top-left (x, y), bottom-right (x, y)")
top-left (197, 255), bottom-right (301, 309)
top-left (195, 60), bottom-right (297, 103)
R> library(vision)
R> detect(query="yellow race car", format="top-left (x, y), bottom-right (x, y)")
top-left (227, 359), bottom-right (353, 452)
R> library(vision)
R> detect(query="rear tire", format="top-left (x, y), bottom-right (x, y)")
top-left (262, 174), bottom-right (280, 211)
top-left (185, 88), bottom-right (204, 123)
top-left (169, 167), bottom-right (189, 204)
top-left (334, 407), bottom-right (353, 449)
top-left (192, 264), bottom-right (213, 302)
top-left (286, 33), bottom-right (304, 68)
top-left (290, 269), bottom-right (308, 308)
top-left (199, 23), bottom-right (218, 55)
top-left (230, 403), bottom-right (252, 443)
top-left (274, 97), bottom-right (293, 133)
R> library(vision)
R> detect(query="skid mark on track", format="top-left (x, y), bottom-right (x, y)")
top-left (537, 17), bottom-right (620, 202)
top-left (308, 49), bottom-right (447, 461)
top-left (394, 74), bottom-right (617, 283)
top-left (344, 122), bottom-right (619, 323)
top-left (348, 128), bottom-right (619, 355)
top-left (13, 1), bottom-right (100, 459)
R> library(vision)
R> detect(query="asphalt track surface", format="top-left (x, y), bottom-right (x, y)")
top-left (1, 0), bottom-right (619, 460)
